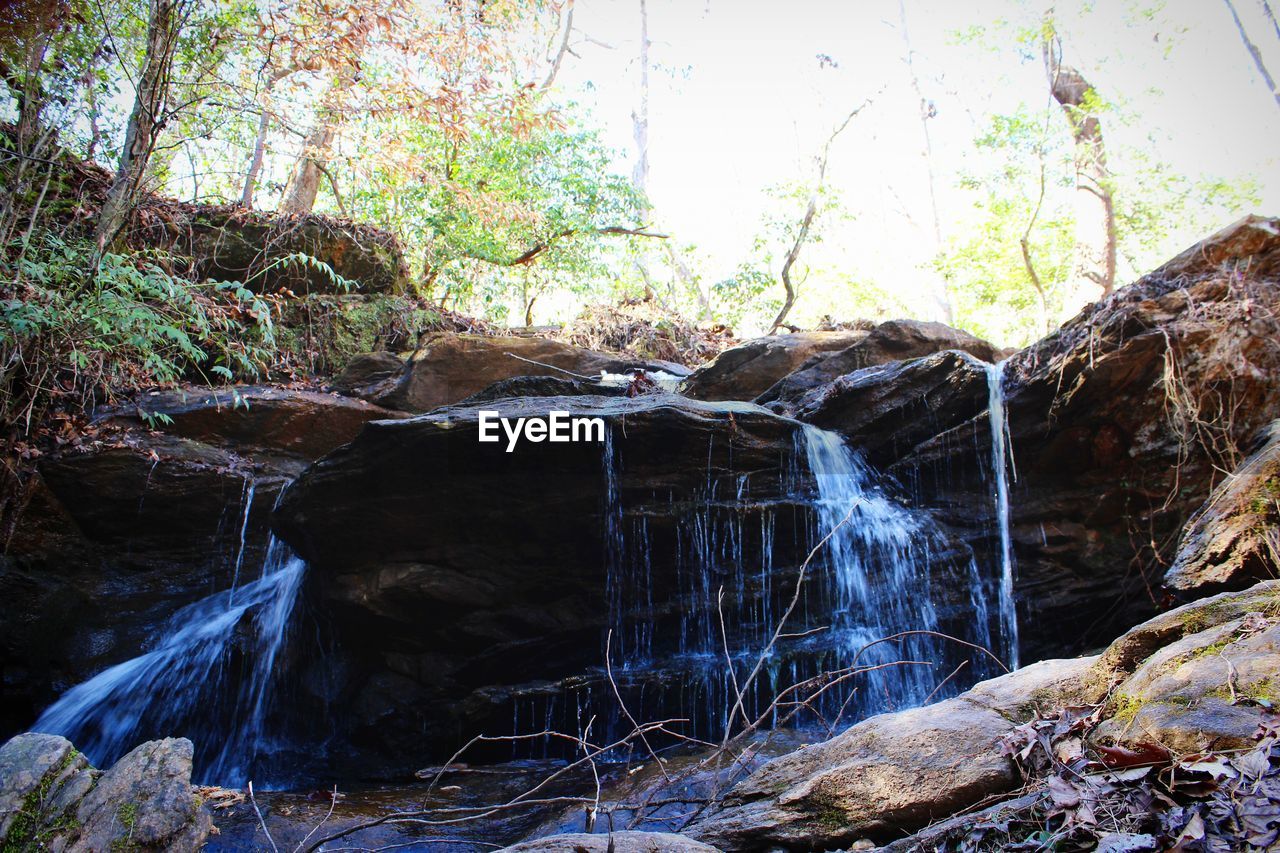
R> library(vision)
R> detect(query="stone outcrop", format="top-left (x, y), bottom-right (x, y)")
top-left (1165, 420), bottom-right (1280, 594)
top-left (164, 206), bottom-right (410, 295)
top-left (334, 333), bottom-right (689, 412)
top-left (757, 319), bottom-right (998, 408)
top-left (1089, 580), bottom-right (1280, 754)
top-left (0, 733), bottom-right (210, 851)
top-left (795, 216), bottom-right (1280, 661)
top-left (112, 385), bottom-right (408, 462)
top-left (680, 330), bottom-right (868, 401)
top-left (271, 393), bottom-right (820, 775)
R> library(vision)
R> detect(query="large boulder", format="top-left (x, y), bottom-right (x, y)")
top-left (113, 384), bottom-right (408, 461)
top-left (680, 331), bottom-right (868, 401)
top-left (271, 393), bottom-right (821, 776)
top-left (335, 333), bottom-right (690, 412)
top-left (170, 206), bottom-right (409, 295)
top-left (757, 319), bottom-right (999, 408)
top-left (0, 733), bottom-right (210, 851)
top-left (1165, 419), bottom-right (1280, 595)
top-left (687, 657), bottom-right (1098, 850)
top-left (797, 216), bottom-right (1280, 661)
top-left (1088, 581), bottom-right (1280, 757)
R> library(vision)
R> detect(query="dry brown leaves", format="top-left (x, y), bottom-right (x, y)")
top-left (556, 298), bottom-right (733, 367)
top-left (940, 707), bottom-right (1280, 851)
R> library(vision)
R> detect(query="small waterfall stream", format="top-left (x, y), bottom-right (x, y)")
top-left (582, 419), bottom-right (1008, 748)
top-left (985, 360), bottom-right (1020, 669)
top-left (33, 521), bottom-right (306, 785)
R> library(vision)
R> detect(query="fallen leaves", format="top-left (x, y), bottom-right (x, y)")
top-left (969, 707), bottom-right (1280, 851)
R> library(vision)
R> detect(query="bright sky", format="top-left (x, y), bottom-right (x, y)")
top-left (552, 0), bottom-right (1280, 335)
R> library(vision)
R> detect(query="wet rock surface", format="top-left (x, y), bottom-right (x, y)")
top-left (1, 387), bottom-right (400, 738)
top-left (687, 658), bottom-right (1097, 850)
top-left (0, 733), bottom-right (210, 852)
top-left (272, 393), bottom-right (823, 775)
top-left (684, 581), bottom-right (1280, 851)
top-left (503, 831), bottom-right (722, 851)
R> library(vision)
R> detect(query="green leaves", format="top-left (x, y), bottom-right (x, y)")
top-left (0, 230), bottom-right (284, 434)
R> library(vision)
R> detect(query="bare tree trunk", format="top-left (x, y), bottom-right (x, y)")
top-left (631, 0), bottom-right (650, 196)
top-left (540, 0), bottom-right (575, 90)
top-left (1043, 31), bottom-right (1117, 309)
top-left (768, 96), bottom-right (875, 335)
top-left (280, 73), bottom-right (347, 216)
top-left (94, 0), bottom-right (185, 255)
top-left (1019, 109), bottom-right (1054, 335)
top-left (665, 242), bottom-right (712, 323)
top-left (898, 0), bottom-right (954, 324)
top-left (630, 0), bottom-right (653, 298)
top-left (241, 72), bottom-right (288, 207)
top-left (1223, 0), bottom-right (1280, 112)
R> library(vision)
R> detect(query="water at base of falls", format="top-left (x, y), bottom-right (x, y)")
top-left (32, 537), bottom-right (306, 786)
top-left (986, 360), bottom-right (1020, 670)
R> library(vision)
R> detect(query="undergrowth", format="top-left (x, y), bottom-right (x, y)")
top-left (0, 230), bottom-right (280, 439)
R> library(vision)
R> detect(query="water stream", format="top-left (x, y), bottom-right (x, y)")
top-left (583, 420), bottom-right (1007, 747)
top-left (985, 359), bottom-right (1020, 669)
top-left (33, 531), bottom-right (306, 785)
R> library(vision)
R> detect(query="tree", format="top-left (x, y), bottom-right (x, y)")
top-left (1042, 21), bottom-right (1116, 310)
top-left (1222, 0), bottom-right (1280, 112)
top-left (94, 0), bottom-right (190, 255)
top-left (898, 0), bottom-right (954, 324)
top-left (768, 93), bottom-right (874, 334)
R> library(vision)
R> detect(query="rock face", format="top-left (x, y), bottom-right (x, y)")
top-left (167, 207), bottom-right (409, 295)
top-left (337, 333), bottom-right (689, 412)
top-left (796, 216), bottom-right (1280, 661)
top-left (757, 319), bottom-right (999, 408)
top-left (1165, 420), bottom-right (1280, 594)
top-left (271, 393), bottom-right (824, 775)
top-left (680, 331), bottom-right (868, 401)
top-left (117, 385), bottom-right (409, 461)
top-left (1089, 580), bottom-right (1280, 753)
top-left (0, 733), bottom-right (210, 851)
top-left (1, 387), bottom-right (400, 739)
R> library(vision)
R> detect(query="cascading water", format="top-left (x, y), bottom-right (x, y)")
top-left (801, 424), bottom-right (943, 708)
top-left (33, 511), bottom-right (305, 786)
top-left (985, 359), bottom-right (1020, 669)
top-left (551, 419), bottom-right (1008, 752)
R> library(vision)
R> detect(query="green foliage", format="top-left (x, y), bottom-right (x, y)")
top-left (0, 231), bottom-right (279, 434)
top-left (344, 114), bottom-right (647, 320)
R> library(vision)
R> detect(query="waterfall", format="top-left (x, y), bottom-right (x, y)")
top-left (583, 420), bottom-right (1005, 750)
top-left (985, 360), bottom-right (1020, 669)
top-left (231, 477), bottom-right (256, 590)
top-left (32, 535), bottom-right (306, 786)
top-left (801, 424), bottom-right (946, 710)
